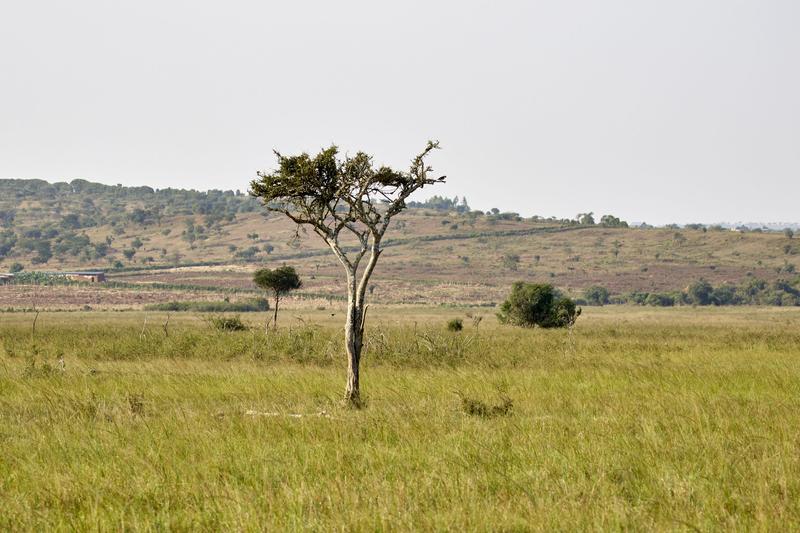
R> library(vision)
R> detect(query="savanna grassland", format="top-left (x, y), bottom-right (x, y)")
top-left (2, 306), bottom-right (800, 531)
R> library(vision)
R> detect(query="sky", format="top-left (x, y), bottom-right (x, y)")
top-left (1, 0), bottom-right (798, 225)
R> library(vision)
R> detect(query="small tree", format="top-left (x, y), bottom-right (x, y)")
top-left (584, 285), bottom-right (610, 306)
top-left (253, 266), bottom-right (302, 330)
top-left (687, 279), bottom-right (713, 305)
top-left (497, 282), bottom-right (580, 328)
top-left (785, 228), bottom-right (795, 240)
top-left (250, 141), bottom-right (444, 404)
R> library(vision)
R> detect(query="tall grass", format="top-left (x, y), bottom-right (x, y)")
top-left (1, 307), bottom-right (799, 530)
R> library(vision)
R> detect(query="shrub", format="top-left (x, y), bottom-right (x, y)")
top-left (687, 279), bottom-right (713, 305)
top-left (645, 293), bottom-right (675, 307)
top-left (497, 282), bottom-right (581, 328)
top-left (711, 285), bottom-right (740, 306)
top-left (584, 286), bottom-right (610, 306)
top-left (208, 315), bottom-right (248, 331)
top-left (447, 318), bottom-right (464, 332)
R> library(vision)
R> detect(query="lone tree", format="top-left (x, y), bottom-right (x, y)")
top-left (253, 266), bottom-right (302, 330)
top-left (250, 141), bottom-right (445, 404)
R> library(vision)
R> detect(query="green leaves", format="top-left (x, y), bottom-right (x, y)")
top-left (248, 142), bottom-right (443, 243)
top-left (253, 266), bottom-right (302, 296)
top-left (497, 282), bottom-right (581, 329)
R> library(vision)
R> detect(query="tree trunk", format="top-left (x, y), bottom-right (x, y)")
top-left (273, 295), bottom-right (279, 330)
top-left (344, 280), bottom-right (363, 405)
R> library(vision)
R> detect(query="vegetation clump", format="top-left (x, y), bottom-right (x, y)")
top-left (446, 318), bottom-right (464, 332)
top-left (144, 299), bottom-right (269, 313)
top-left (584, 285), bottom-right (610, 306)
top-left (207, 315), bottom-right (248, 331)
top-left (497, 282), bottom-right (580, 328)
top-left (460, 395), bottom-right (514, 418)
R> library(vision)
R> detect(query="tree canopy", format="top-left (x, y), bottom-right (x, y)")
top-left (253, 266), bottom-right (302, 330)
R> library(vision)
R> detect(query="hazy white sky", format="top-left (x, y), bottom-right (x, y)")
top-left (1, 0), bottom-right (798, 224)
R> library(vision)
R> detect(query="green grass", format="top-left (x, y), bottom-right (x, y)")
top-left (1, 307), bottom-right (800, 530)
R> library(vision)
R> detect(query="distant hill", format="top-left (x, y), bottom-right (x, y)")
top-left (1, 178), bottom-right (798, 305)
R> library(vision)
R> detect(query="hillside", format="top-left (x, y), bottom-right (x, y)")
top-left (1, 178), bottom-right (798, 307)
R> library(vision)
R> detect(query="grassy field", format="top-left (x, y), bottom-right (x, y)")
top-left (2, 306), bottom-right (800, 530)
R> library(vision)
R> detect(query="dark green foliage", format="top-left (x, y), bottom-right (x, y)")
top-left (253, 266), bottom-right (302, 296)
top-left (497, 282), bottom-right (581, 328)
top-left (460, 395), bottom-right (514, 418)
top-left (144, 299), bottom-right (269, 313)
top-left (207, 315), bottom-right (248, 331)
top-left (253, 266), bottom-right (302, 328)
top-left (0, 209), bottom-right (15, 228)
top-left (30, 241), bottom-right (52, 264)
top-left (52, 233), bottom-right (106, 259)
top-left (711, 284), bottom-right (741, 306)
top-left (645, 293), bottom-right (675, 307)
top-left (249, 143), bottom-right (443, 220)
top-left (9, 262), bottom-right (24, 273)
top-left (623, 290), bottom-right (680, 307)
top-left (684, 223), bottom-right (706, 231)
top-left (488, 212), bottom-right (523, 222)
top-left (599, 215), bottom-right (628, 228)
top-left (584, 286), bottom-right (610, 306)
top-left (621, 278), bottom-right (800, 307)
top-left (0, 231), bottom-right (17, 259)
top-left (447, 318), bottom-right (464, 332)
top-left (408, 195), bottom-right (470, 212)
top-left (687, 279), bottom-right (714, 305)
top-left (235, 246), bottom-right (261, 261)
top-left (60, 214), bottom-right (83, 230)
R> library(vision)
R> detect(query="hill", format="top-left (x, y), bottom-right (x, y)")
top-left (1, 178), bottom-right (798, 307)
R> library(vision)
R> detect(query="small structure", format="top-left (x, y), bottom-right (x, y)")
top-left (0, 273), bottom-right (13, 284)
top-left (62, 271), bottom-right (107, 283)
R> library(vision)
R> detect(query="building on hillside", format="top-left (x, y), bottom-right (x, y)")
top-left (61, 271), bottom-right (107, 283)
top-left (0, 273), bottom-right (13, 284)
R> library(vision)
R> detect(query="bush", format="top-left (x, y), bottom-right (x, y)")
top-left (208, 315), bottom-right (248, 331)
top-left (711, 285), bottom-right (740, 306)
top-left (497, 282), bottom-right (581, 328)
top-left (584, 286), bottom-right (610, 306)
top-left (687, 279), bottom-right (713, 305)
top-left (447, 318), bottom-right (464, 332)
top-left (645, 293), bottom-right (675, 307)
